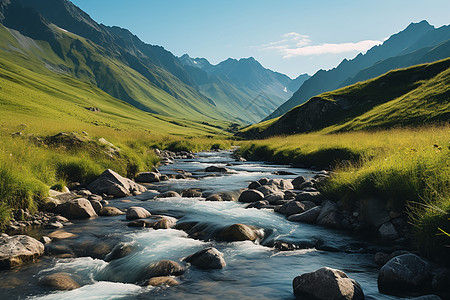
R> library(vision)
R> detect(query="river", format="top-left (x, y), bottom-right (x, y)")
top-left (0, 151), bottom-right (401, 299)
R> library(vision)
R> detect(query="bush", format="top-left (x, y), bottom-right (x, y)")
top-left (56, 158), bottom-right (103, 185)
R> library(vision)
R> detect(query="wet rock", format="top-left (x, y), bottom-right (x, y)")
top-left (246, 200), bottom-right (269, 209)
top-left (273, 171), bottom-right (296, 175)
top-left (218, 192), bottom-right (237, 202)
top-left (77, 189), bottom-right (92, 197)
top-left (288, 206), bottom-right (321, 223)
top-left (144, 260), bottom-right (185, 279)
top-left (238, 189), bottom-right (264, 203)
top-left (269, 179), bottom-right (293, 190)
top-left (279, 201), bottom-right (306, 216)
top-left (105, 243), bottom-right (134, 262)
top-left (264, 192), bottom-right (285, 204)
top-left (295, 191), bottom-right (324, 204)
top-left (217, 224), bottom-right (261, 242)
top-left (256, 185), bottom-right (279, 196)
top-left (50, 216), bottom-right (69, 223)
top-left (135, 172), bottom-right (160, 183)
top-left (98, 206), bottom-right (124, 216)
top-left (205, 166), bottom-right (230, 173)
top-left (127, 219), bottom-right (153, 227)
top-left (48, 230), bottom-right (76, 240)
top-left (90, 200), bottom-right (103, 214)
top-left (293, 267), bottom-right (364, 300)
top-left (87, 169), bottom-right (146, 198)
top-left (284, 190), bottom-right (297, 200)
top-left (378, 222), bottom-right (399, 240)
top-left (159, 174), bottom-right (169, 181)
top-left (292, 176), bottom-right (306, 189)
top-left (146, 276), bottom-right (179, 287)
top-left (88, 194), bottom-right (103, 201)
top-left (258, 178), bottom-right (270, 185)
top-left (248, 181), bottom-right (262, 189)
top-left (41, 197), bottom-right (62, 212)
top-left (184, 247), bottom-right (226, 269)
top-left (378, 254), bottom-right (432, 295)
top-left (126, 207), bottom-right (151, 220)
top-left (0, 235), bottom-right (45, 269)
top-left (38, 272), bottom-right (80, 290)
top-left (175, 174), bottom-right (187, 179)
top-left (205, 194), bottom-right (222, 201)
top-left (298, 180), bottom-right (315, 190)
top-left (153, 216), bottom-right (177, 229)
top-left (156, 191), bottom-right (181, 198)
top-left (374, 252), bottom-right (390, 266)
top-left (55, 198), bottom-right (97, 219)
top-left (181, 189), bottom-right (202, 198)
top-left (40, 236), bottom-right (52, 244)
top-left (46, 222), bottom-right (63, 229)
top-left (317, 201), bottom-right (341, 228)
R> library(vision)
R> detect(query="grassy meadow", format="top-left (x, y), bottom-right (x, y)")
top-left (236, 126), bottom-right (450, 259)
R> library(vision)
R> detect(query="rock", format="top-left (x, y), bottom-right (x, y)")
top-left (378, 222), bottom-right (399, 240)
top-left (269, 179), bottom-right (293, 190)
top-left (40, 236), bottom-right (52, 244)
top-left (238, 189), bottom-right (264, 203)
top-left (127, 220), bottom-right (153, 227)
top-left (175, 174), bottom-right (186, 179)
top-left (159, 174), bottom-right (169, 181)
top-left (248, 181), bottom-right (262, 189)
top-left (98, 206), bottom-right (124, 216)
top-left (48, 230), bottom-right (76, 240)
top-left (87, 169), bottom-right (146, 198)
top-left (292, 176), bottom-right (306, 189)
top-left (293, 267), bottom-right (364, 300)
top-left (288, 206), bottom-right (321, 223)
top-left (360, 198), bottom-right (391, 227)
top-left (105, 243), bottom-right (134, 262)
top-left (41, 197), bottom-right (62, 212)
top-left (279, 201), bottom-right (306, 216)
top-left (126, 207), bottom-right (151, 220)
top-left (432, 267), bottom-right (450, 295)
top-left (55, 198), bottom-right (97, 219)
top-left (258, 178), bottom-right (270, 185)
top-left (205, 166), bottom-right (230, 173)
top-left (374, 252), bottom-right (390, 266)
top-left (273, 171), bottom-right (296, 175)
top-left (77, 189), bottom-right (92, 197)
top-left (88, 194), bottom-right (103, 201)
top-left (146, 276), bottom-right (179, 287)
top-left (410, 295), bottom-right (442, 300)
top-left (284, 190), bottom-right (297, 200)
top-left (317, 201), bottom-right (341, 228)
top-left (50, 216), bottom-right (69, 223)
top-left (144, 260), bottom-right (185, 279)
top-left (218, 192), bottom-right (237, 202)
top-left (246, 200), bottom-right (269, 209)
top-left (256, 185), bottom-right (278, 196)
top-left (38, 273), bottom-right (80, 290)
top-left (135, 172), bottom-right (160, 183)
top-left (378, 254), bottom-right (432, 295)
top-left (205, 194), bottom-right (222, 201)
top-left (153, 216), bottom-right (177, 229)
top-left (0, 235), bottom-right (45, 269)
top-left (156, 191), bottom-right (181, 198)
top-left (46, 222), bottom-right (64, 229)
top-left (264, 192), bottom-right (285, 204)
top-left (184, 247), bottom-right (226, 269)
top-left (90, 200), bottom-right (103, 214)
top-left (217, 224), bottom-right (261, 242)
top-left (181, 189), bottom-right (202, 198)
top-left (295, 191), bottom-right (324, 204)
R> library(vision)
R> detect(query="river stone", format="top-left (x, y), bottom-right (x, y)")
top-left (184, 247), bottom-right (226, 269)
top-left (87, 169), bottom-right (146, 198)
top-left (90, 200), bottom-right (103, 214)
top-left (126, 207), bottom-right (151, 220)
top-left (144, 260), bottom-right (185, 279)
top-left (269, 179), bottom-right (294, 190)
top-left (40, 236), bottom-right (52, 244)
top-left (41, 197), bottom-right (62, 212)
top-left (298, 180), bottom-right (315, 190)
top-left (295, 191), bottom-right (324, 204)
top-left (46, 222), bottom-right (63, 229)
top-left (374, 252), bottom-right (391, 266)
top-left (317, 201), bottom-right (341, 228)
top-left (238, 189), bottom-right (264, 203)
top-left (181, 189), bottom-right (202, 198)
top-left (38, 272), bottom-right (80, 290)
top-left (50, 216), bottom-right (69, 223)
top-left (205, 194), bottom-right (222, 201)
top-left (0, 235), bottom-right (45, 269)
top-left (258, 178), bottom-right (270, 185)
top-left (293, 267), bottom-right (364, 300)
top-left (98, 206), bottom-right (124, 216)
top-left (146, 276), bottom-right (179, 287)
top-left (48, 230), bottom-right (76, 240)
top-left (153, 216), bottom-right (177, 229)
top-left (135, 172), bottom-right (160, 183)
top-left (105, 243), bottom-right (134, 262)
top-left (378, 222), bottom-right (399, 240)
top-left (288, 206), bottom-right (321, 223)
top-left (279, 201), bottom-right (306, 216)
top-left (205, 166), bottom-right (230, 173)
top-left (256, 185), bottom-right (279, 196)
top-left (156, 191), bottom-right (181, 198)
top-left (378, 254), bottom-right (432, 295)
top-left (292, 176), bottom-right (306, 189)
top-left (246, 200), bottom-right (269, 209)
top-left (55, 198), bottom-right (97, 219)
top-left (127, 219), bottom-right (153, 227)
top-left (88, 194), bottom-right (103, 201)
top-left (248, 181), bottom-right (262, 189)
top-left (264, 192), bottom-right (285, 204)
top-left (217, 224), bottom-right (260, 242)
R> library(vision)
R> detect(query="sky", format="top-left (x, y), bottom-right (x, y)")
top-left (71, 0), bottom-right (450, 78)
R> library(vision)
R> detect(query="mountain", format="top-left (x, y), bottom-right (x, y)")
top-left (179, 54), bottom-right (310, 123)
top-left (0, 0), bottom-right (235, 123)
top-left (265, 20), bottom-right (450, 121)
top-left (238, 58), bottom-right (450, 138)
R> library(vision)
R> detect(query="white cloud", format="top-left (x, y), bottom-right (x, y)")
top-left (262, 32), bottom-right (382, 58)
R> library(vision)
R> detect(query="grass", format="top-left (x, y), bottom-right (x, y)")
top-left (236, 126), bottom-right (450, 261)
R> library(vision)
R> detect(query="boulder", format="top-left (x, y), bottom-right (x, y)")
top-left (295, 191), bottom-right (324, 204)
top-left (48, 230), bottom-right (76, 240)
top-left (378, 254), bottom-right (433, 295)
top-left (374, 252), bottom-right (390, 266)
top-left (38, 272), bottom-right (80, 290)
top-left (88, 194), bottom-right (103, 201)
top-left (217, 224), bottom-right (261, 242)
top-left (264, 192), bottom-right (285, 204)
top-left (105, 243), bottom-right (134, 262)
top-left (238, 189), bottom-right (264, 203)
top-left (205, 166), bottom-right (230, 173)
top-left (248, 181), bottom-right (262, 189)
top-left (90, 200), bottom-right (103, 214)
top-left (41, 197), bottom-right (62, 212)
top-left (98, 206), bottom-right (124, 216)
top-left (298, 180), bottom-right (315, 190)
top-left (258, 178), bottom-right (270, 185)
top-left (0, 235), bottom-right (45, 269)
top-left (378, 222), bottom-right (399, 240)
top-left (317, 201), bottom-right (341, 228)
top-left (181, 189), bottom-right (202, 198)
top-left (156, 191), bottom-right (181, 198)
top-left (144, 260), bottom-right (185, 279)
top-left (87, 169), bottom-right (146, 198)
top-left (256, 185), bottom-right (279, 196)
top-left (279, 201), bottom-right (306, 216)
top-left (46, 222), bottom-right (63, 229)
top-left (246, 200), bottom-right (269, 209)
top-left (184, 247), bottom-right (226, 269)
top-left (146, 276), bottom-right (179, 287)
top-left (288, 206), bottom-right (321, 223)
top-left (205, 194), bottom-right (222, 201)
top-left (292, 176), bottom-right (306, 189)
top-left (293, 267), bottom-right (364, 300)
top-left (269, 179), bottom-right (293, 190)
top-left (55, 198), bottom-right (97, 219)
top-left (126, 207), bottom-right (151, 220)
top-left (135, 172), bottom-right (160, 183)
top-left (153, 216), bottom-right (177, 229)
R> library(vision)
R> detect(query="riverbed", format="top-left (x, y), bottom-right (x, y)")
top-left (0, 151), bottom-right (401, 299)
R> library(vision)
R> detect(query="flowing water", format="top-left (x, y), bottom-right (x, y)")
top-left (0, 151), bottom-right (402, 299)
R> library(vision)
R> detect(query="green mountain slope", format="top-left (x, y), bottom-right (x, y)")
top-left (238, 58), bottom-right (450, 138)
top-left (265, 21), bottom-right (450, 121)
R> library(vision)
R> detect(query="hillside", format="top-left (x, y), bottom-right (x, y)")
top-left (238, 58), bottom-right (450, 138)
top-left (265, 20), bottom-right (450, 121)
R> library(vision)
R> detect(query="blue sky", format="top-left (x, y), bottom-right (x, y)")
top-left (71, 0), bottom-right (450, 78)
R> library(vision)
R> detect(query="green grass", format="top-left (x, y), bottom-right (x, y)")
top-left (236, 126), bottom-right (450, 261)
